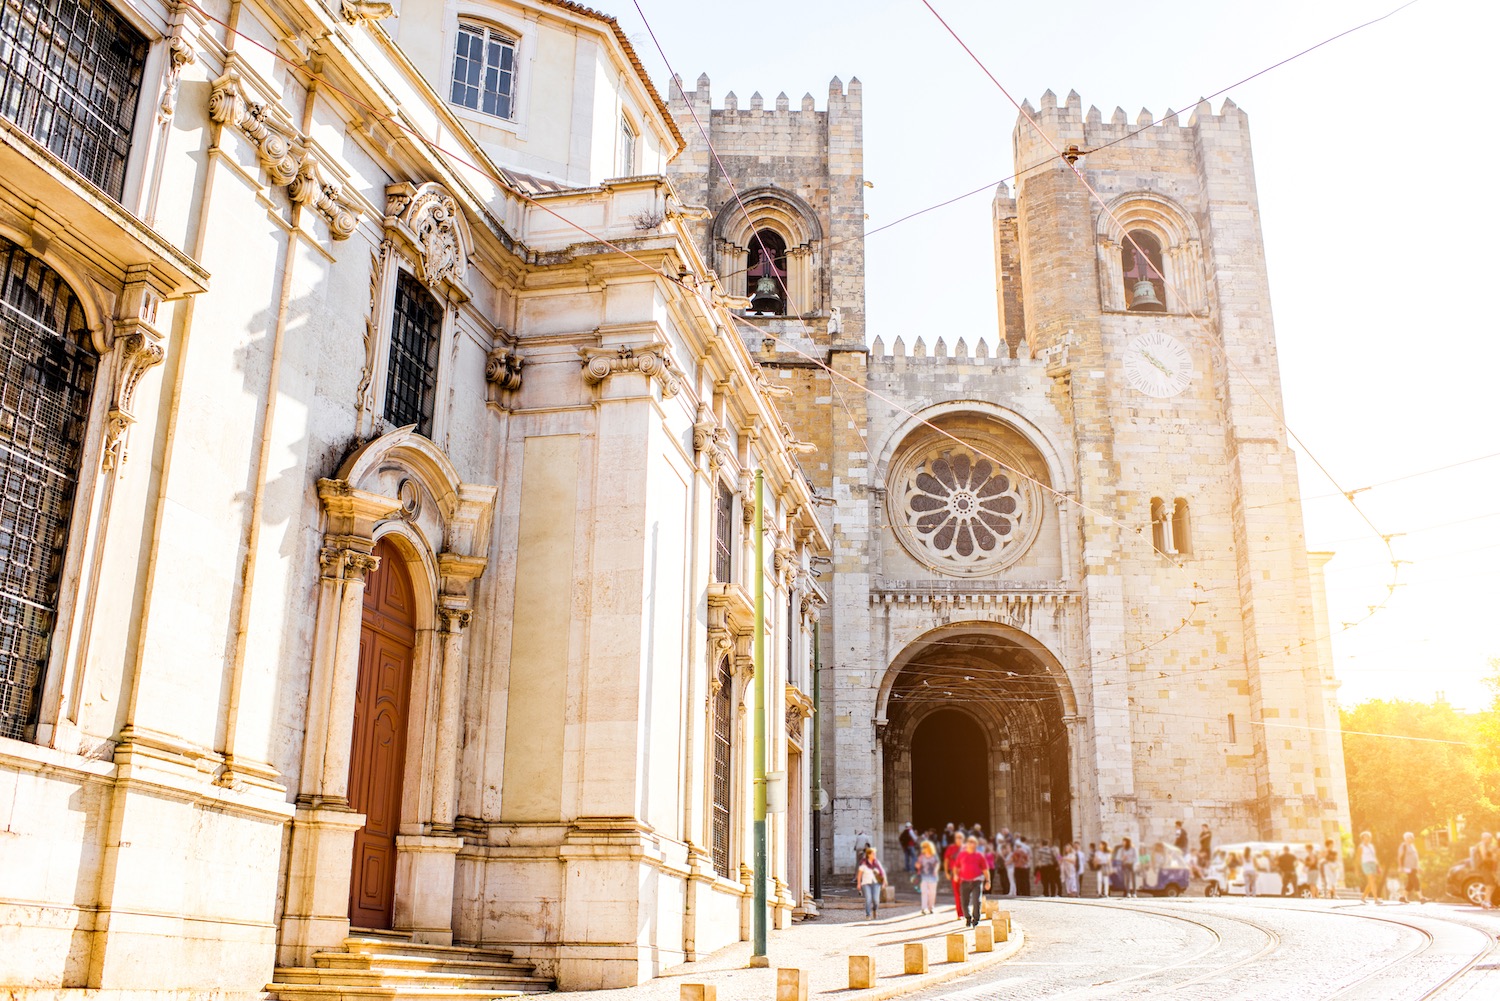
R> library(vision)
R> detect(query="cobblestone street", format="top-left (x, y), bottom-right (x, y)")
top-left (911, 896), bottom-right (1500, 1000)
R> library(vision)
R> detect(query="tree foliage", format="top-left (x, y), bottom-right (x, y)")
top-left (1341, 681), bottom-right (1500, 868)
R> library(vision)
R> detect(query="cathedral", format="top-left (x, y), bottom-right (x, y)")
top-left (666, 78), bottom-right (1351, 866)
top-left (0, 0), bottom-right (1347, 999)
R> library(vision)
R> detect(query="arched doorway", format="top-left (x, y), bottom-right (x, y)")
top-left (910, 710), bottom-right (989, 834)
top-left (348, 537), bottom-right (417, 928)
top-left (881, 624), bottom-right (1074, 846)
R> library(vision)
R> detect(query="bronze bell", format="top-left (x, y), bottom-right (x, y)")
top-left (1129, 278), bottom-right (1165, 312)
top-left (749, 275), bottom-right (783, 314)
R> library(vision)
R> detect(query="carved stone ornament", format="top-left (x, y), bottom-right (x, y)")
top-left (341, 0), bottom-right (397, 24)
top-left (319, 546), bottom-right (380, 583)
top-left (773, 547), bottom-right (798, 585)
top-left (740, 477), bottom-right (755, 528)
top-left (208, 68), bottom-right (361, 240)
top-left (486, 347), bottom-right (524, 397)
top-left (157, 32), bottom-right (195, 123)
top-left (693, 405), bottom-right (731, 473)
top-left (102, 271), bottom-right (170, 472)
top-left (385, 182), bottom-right (470, 295)
top-left (356, 241), bottom-right (390, 422)
top-left (579, 344), bottom-right (681, 399)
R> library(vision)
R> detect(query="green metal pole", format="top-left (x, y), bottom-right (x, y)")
top-left (752, 470), bottom-right (768, 965)
top-left (810, 620), bottom-right (822, 901)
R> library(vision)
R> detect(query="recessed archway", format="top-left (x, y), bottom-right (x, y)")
top-left (879, 622), bottom-right (1075, 847)
top-left (910, 709), bottom-right (990, 834)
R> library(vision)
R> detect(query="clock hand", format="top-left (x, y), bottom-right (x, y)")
top-left (1140, 350), bottom-right (1174, 377)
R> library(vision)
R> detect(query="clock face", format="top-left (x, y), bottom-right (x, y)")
top-left (1123, 331), bottom-right (1194, 398)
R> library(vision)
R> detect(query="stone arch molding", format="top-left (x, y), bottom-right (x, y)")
top-left (1094, 191), bottom-right (1206, 313)
top-left (712, 186), bottom-right (824, 313)
top-left (875, 619), bottom-right (1080, 723)
top-left (872, 400), bottom-right (1071, 494)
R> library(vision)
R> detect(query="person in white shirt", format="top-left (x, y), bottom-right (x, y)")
top-left (1397, 832), bottom-right (1424, 903)
top-left (1091, 841), bottom-right (1112, 898)
top-left (1358, 831), bottom-right (1382, 905)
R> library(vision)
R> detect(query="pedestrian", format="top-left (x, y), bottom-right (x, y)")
top-left (1358, 831), bottom-right (1381, 905)
top-left (1244, 852), bottom-right (1259, 898)
top-left (1397, 832), bottom-right (1424, 903)
top-left (943, 831), bottom-right (965, 917)
top-left (1320, 839), bottom-right (1342, 899)
top-left (1173, 821), bottom-right (1189, 855)
top-left (916, 839), bottom-right (941, 914)
top-left (899, 822), bottom-right (918, 872)
top-left (1092, 840), bottom-right (1116, 894)
top-left (852, 829), bottom-right (871, 871)
top-left (1061, 842), bottom-right (1080, 897)
top-left (1011, 837), bottom-right (1033, 897)
top-left (1114, 838), bottom-right (1138, 898)
top-left (856, 845), bottom-right (887, 919)
top-left (1199, 823), bottom-right (1213, 869)
top-left (1035, 838), bottom-right (1060, 897)
top-left (998, 831), bottom-right (1015, 897)
top-left (1277, 845), bottom-right (1297, 897)
top-left (953, 835), bottom-right (992, 927)
top-left (984, 836), bottom-right (1009, 896)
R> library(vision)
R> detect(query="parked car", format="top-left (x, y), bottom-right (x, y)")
top-left (1445, 860), bottom-right (1491, 906)
top-left (1112, 843), bottom-right (1192, 897)
top-left (1204, 841), bottom-right (1315, 897)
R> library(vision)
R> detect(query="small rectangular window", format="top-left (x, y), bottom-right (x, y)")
top-left (618, 115), bottom-right (637, 177)
top-left (384, 271), bottom-right (441, 437)
top-left (450, 24), bottom-right (515, 120)
top-left (0, 0), bottom-right (148, 200)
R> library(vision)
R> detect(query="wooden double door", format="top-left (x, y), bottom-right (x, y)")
top-left (348, 537), bottom-right (417, 929)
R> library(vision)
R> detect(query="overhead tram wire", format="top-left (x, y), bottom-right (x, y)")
top-left (714, 0), bottom-right (1426, 287)
top-left (918, 0), bottom-right (1410, 634)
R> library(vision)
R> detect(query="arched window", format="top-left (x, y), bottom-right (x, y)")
top-left (0, 237), bottom-right (97, 740)
top-left (745, 230), bottom-right (787, 315)
top-left (617, 115), bottom-right (637, 178)
top-left (385, 271), bottom-right (441, 438)
top-left (1150, 497), bottom-right (1171, 555)
top-left (450, 22), bottom-right (516, 119)
top-left (710, 659), bottom-right (734, 877)
top-left (1172, 498), bottom-right (1192, 556)
top-left (1122, 230), bottom-right (1166, 312)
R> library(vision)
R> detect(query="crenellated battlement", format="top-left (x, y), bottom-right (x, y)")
top-left (1012, 89), bottom-right (1249, 165)
top-left (867, 334), bottom-right (1039, 364)
top-left (668, 72), bottom-right (861, 118)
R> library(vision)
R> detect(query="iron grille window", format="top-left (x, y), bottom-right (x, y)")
top-left (384, 271), bottom-right (441, 438)
top-left (711, 659), bottom-right (733, 878)
top-left (0, 236), bottom-right (95, 741)
top-left (0, 0), bottom-right (147, 200)
top-left (450, 22), bottom-right (515, 119)
top-left (713, 482), bottom-right (733, 583)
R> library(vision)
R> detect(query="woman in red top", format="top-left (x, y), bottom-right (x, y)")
top-left (942, 832), bottom-right (965, 918)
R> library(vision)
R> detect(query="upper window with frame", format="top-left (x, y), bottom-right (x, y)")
top-left (450, 22), bottom-right (516, 120)
top-left (617, 114), bottom-right (637, 178)
top-left (384, 270), bottom-right (441, 438)
top-left (0, 0), bottom-right (148, 201)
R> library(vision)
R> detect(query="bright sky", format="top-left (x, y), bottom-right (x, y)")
top-left (614, 0), bottom-right (1500, 710)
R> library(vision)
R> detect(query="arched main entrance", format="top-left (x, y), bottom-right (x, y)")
top-left (348, 536), bottom-right (417, 928)
top-left (881, 623), bottom-right (1074, 845)
top-left (910, 710), bottom-right (989, 834)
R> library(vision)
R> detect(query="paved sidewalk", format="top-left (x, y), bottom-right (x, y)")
top-left (549, 890), bottom-right (1024, 1001)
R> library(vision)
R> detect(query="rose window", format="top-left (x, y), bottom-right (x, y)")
top-left (891, 441), bottom-right (1039, 575)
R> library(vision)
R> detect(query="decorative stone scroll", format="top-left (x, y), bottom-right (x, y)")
top-left (340, 0), bottom-right (396, 24)
top-left (102, 269), bottom-right (172, 471)
top-left (208, 69), bottom-right (361, 240)
top-left (485, 346), bottom-right (524, 410)
top-left (580, 344), bottom-right (681, 399)
top-left (384, 183), bottom-right (471, 296)
top-left (693, 405), bottom-right (731, 474)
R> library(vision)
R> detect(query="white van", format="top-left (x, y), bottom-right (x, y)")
top-left (1204, 841), bottom-right (1316, 897)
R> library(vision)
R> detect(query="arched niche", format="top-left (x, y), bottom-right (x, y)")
top-left (711, 187), bottom-right (824, 315)
top-left (1093, 191), bottom-right (1206, 314)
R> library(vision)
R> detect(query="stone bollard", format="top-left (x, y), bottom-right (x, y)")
top-left (982, 899), bottom-right (999, 918)
top-left (993, 910), bottom-right (1012, 936)
top-left (975, 925), bottom-right (994, 953)
top-left (776, 968), bottom-right (808, 1001)
top-left (990, 917), bottom-right (1009, 943)
top-left (903, 942), bottom-right (928, 975)
top-left (946, 932), bottom-right (967, 963)
top-left (681, 985), bottom-right (716, 1001)
top-left (880, 884), bottom-right (896, 903)
top-left (848, 955), bottom-right (877, 990)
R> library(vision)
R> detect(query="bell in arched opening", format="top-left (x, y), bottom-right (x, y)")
top-left (749, 274), bottom-right (783, 314)
top-left (745, 229), bottom-right (788, 315)
top-left (1129, 278), bottom-right (1165, 312)
top-left (1121, 229), bottom-right (1167, 313)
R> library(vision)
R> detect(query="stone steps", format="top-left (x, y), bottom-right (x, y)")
top-left (266, 932), bottom-right (554, 1001)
